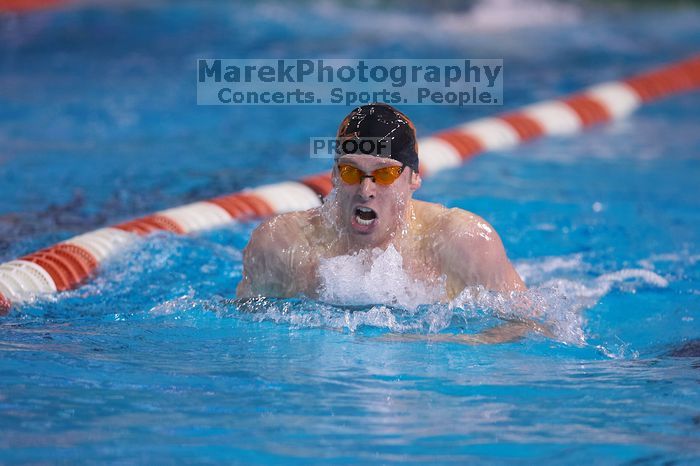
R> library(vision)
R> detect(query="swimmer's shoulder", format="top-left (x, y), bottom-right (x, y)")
top-left (418, 204), bottom-right (524, 291)
top-left (240, 208), bottom-right (324, 295)
top-left (410, 199), bottom-right (448, 226)
top-left (244, 214), bottom-right (289, 256)
top-left (248, 209), bottom-right (317, 249)
top-left (442, 207), bottom-right (498, 241)
top-left (411, 200), bottom-right (481, 228)
top-left (412, 200), bottom-right (499, 242)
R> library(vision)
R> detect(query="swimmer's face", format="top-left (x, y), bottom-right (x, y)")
top-left (332, 154), bottom-right (421, 247)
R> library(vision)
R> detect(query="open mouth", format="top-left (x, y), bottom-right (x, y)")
top-left (354, 206), bottom-right (377, 226)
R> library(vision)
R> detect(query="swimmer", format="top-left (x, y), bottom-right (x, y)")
top-left (237, 104), bottom-right (534, 343)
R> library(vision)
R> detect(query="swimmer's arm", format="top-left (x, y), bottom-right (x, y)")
top-left (438, 211), bottom-right (526, 293)
top-left (236, 218), bottom-right (296, 298)
top-left (381, 320), bottom-right (553, 345)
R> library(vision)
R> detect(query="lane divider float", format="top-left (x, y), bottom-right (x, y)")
top-left (0, 0), bottom-right (67, 13)
top-left (1, 55), bottom-right (698, 314)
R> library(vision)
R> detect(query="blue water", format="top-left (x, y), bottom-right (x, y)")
top-left (1, 0), bottom-right (700, 463)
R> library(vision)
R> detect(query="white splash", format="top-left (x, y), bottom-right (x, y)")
top-left (318, 244), bottom-right (446, 310)
top-left (507, 255), bottom-right (670, 345)
top-left (306, 0), bottom-right (579, 38)
top-left (437, 0), bottom-right (579, 33)
top-left (149, 287), bottom-right (198, 316)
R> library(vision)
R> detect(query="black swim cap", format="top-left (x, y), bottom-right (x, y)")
top-left (335, 103), bottom-right (419, 172)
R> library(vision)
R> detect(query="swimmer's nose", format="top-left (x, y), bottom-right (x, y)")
top-left (357, 176), bottom-right (376, 200)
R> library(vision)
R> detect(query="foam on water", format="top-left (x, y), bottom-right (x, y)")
top-left (10, 217), bottom-right (672, 356)
top-left (438, 0), bottom-right (579, 32)
top-left (106, 237), bottom-right (672, 353)
top-left (2, 2), bottom-right (700, 462)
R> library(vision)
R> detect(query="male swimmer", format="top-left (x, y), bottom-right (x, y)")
top-left (237, 104), bottom-right (538, 343)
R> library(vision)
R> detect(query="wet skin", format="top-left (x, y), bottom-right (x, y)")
top-left (237, 154), bottom-right (526, 300)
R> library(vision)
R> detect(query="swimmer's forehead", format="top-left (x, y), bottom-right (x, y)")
top-left (336, 154), bottom-right (403, 169)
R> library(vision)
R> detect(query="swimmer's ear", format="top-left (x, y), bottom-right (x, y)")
top-left (409, 169), bottom-right (421, 191)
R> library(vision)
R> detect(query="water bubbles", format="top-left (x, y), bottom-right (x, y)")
top-left (149, 288), bottom-right (198, 316)
top-left (219, 251), bottom-right (672, 354)
top-left (318, 244), bottom-right (445, 310)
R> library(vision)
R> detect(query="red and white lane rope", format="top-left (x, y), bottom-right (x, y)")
top-left (1, 55), bottom-right (699, 314)
top-left (0, 0), bottom-right (68, 13)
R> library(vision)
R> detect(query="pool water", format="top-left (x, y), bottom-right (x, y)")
top-left (1, 0), bottom-right (700, 463)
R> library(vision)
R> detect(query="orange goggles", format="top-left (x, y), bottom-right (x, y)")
top-left (337, 164), bottom-right (405, 186)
